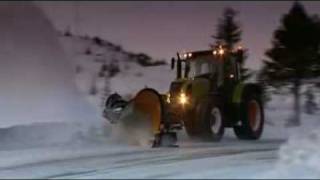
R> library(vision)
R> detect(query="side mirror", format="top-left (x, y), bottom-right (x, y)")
top-left (171, 58), bottom-right (175, 70)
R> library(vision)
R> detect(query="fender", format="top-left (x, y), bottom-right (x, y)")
top-left (232, 83), bottom-right (262, 104)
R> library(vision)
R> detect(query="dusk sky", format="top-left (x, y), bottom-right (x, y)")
top-left (38, 1), bottom-right (320, 70)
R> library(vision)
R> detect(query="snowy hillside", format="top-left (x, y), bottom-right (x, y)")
top-left (0, 1), bottom-right (174, 149)
top-left (58, 32), bottom-right (174, 111)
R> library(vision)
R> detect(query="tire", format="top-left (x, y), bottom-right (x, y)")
top-left (234, 89), bottom-right (264, 140)
top-left (183, 108), bottom-right (199, 137)
top-left (184, 97), bottom-right (224, 141)
top-left (199, 99), bottom-right (225, 141)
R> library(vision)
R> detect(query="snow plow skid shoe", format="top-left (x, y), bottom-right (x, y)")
top-left (152, 132), bottom-right (178, 148)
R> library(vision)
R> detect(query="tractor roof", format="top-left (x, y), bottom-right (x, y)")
top-left (188, 50), bottom-right (213, 57)
top-left (181, 50), bottom-right (216, 61)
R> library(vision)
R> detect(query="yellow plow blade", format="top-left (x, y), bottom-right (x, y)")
top-left (132, 88), bottom-right (163, 135)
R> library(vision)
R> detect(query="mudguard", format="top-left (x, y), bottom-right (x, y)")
top-left (233, 83), bottom-right (262, 104)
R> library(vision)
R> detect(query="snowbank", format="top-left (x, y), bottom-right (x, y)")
top-left (0, 2), bottom-right (99, 127)
top-left (0, 2), bottom-right (106, 149)
top-left (262, 114), bottom-right (320, 178)
top-left (258, 89), bottom-right (320, 178)
top-left (0, 121), bottom-right (111, 150)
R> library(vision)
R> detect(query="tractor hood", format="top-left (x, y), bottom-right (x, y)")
top-left (169, 77), bottom-right (210, 105)
top-left (169, 79), bottom-right (189, 96)
top-left (168, 79), bottom-right (189, 106)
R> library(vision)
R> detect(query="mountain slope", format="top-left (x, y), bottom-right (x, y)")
top-left (58, 32), bottom-right (174, 111)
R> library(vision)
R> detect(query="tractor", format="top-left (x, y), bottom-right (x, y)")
top-left (103, 45), bottom-right (264, 147)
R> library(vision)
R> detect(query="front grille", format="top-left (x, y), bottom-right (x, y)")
top-left (170, 82), bottom-right (182, 94)
top-left (169, 82), bottom-right (183, 103)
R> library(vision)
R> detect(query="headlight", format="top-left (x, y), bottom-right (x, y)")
top-left (179, 93), bottom-right (188, 105)
top-left (166, 93), bottom-right (171, 103)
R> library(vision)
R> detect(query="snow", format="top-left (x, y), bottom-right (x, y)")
top-left (58, 32), bottom-right (174, 109)
top-left (0, 2), bottom-right (100, 128)
top-left (0, 2), bottom-right (318, 178)
top-left (0, 2), bottom-right (106, 153)
top-left (0, 139), bottom-right (281, 179)
top-left (262, 112), bottom-right (320, 178)
top-left (109, 63), bottom-right (174, 98)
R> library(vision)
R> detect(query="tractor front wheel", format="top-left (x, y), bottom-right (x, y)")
top-left (199, 98), bottom-right (225, 141)
top-left (184, 98), bottom-right (224, 141)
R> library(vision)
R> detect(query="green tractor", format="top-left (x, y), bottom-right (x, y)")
top-left (104, 45), bottom-right (264, 147)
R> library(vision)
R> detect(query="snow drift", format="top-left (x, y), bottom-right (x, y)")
top-left (263, 113), bottom-right (320, 178)
top-left (0, 2), bottom-right (99, 127)
top-left (258, 88), bottom-right (320, 178)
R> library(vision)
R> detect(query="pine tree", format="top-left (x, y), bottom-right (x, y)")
top-left (259, 2), bottom-right (320, 126)
top-left (211, 7), bottom-right (252, 81)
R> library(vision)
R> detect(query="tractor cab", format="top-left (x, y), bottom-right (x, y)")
top-left (169, 46), bottom-right (245, 107)
top-left (171, 46), bottom-right (244, 88)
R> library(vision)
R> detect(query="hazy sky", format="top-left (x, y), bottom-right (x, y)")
top-left (38, 1), bottom-right (320, 70)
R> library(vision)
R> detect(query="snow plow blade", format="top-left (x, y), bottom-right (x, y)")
top-left (103, 88), bottom-right (178, 147)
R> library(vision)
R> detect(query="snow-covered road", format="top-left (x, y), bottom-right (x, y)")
top-left (0, 137), bottom-right (284, 179)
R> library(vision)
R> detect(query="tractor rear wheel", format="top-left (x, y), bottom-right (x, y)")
top-left (233, 89), bottom-right (264, 140)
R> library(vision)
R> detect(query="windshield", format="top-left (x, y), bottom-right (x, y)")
top-left (187, 59), bottom-right (220, 78)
